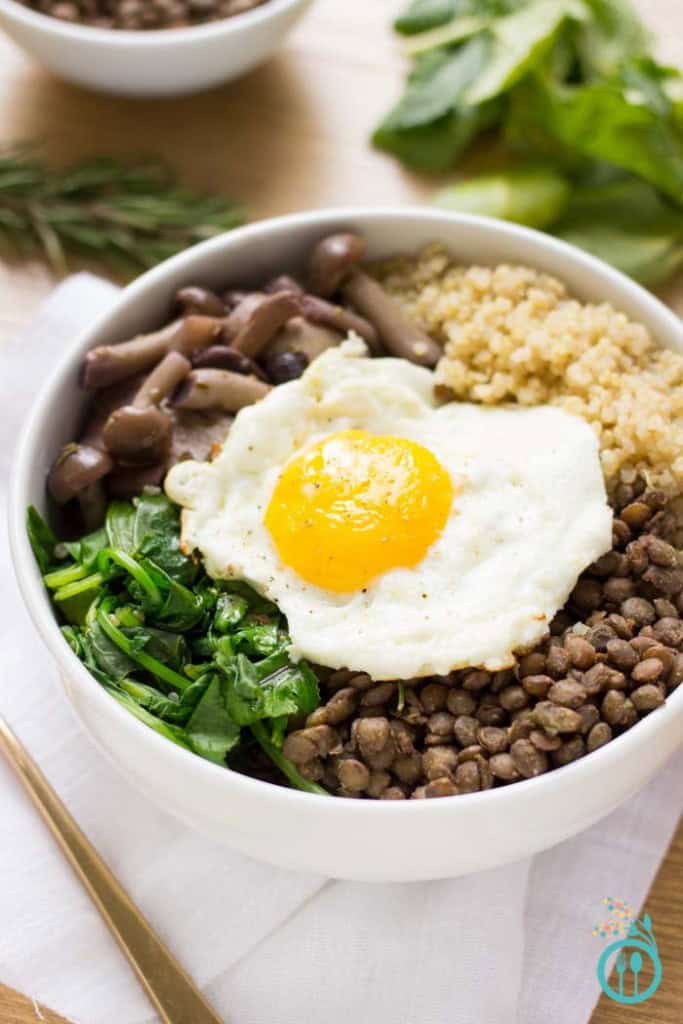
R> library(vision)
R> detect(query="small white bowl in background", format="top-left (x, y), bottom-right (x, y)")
top-left (0, 0), bottom-right (313, 97)
top-left (9, 208), bottom-right (683, 881)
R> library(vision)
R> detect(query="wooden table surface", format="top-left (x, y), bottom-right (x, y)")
top-left (0, 1), bottom-right (681, 1021)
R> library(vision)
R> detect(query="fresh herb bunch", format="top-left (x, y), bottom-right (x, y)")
top-left (375, 0), bottom-right (683, 286)
top-left (27, 495), bottom-right (325, 795)
top-left (0, 150), bottom-right (243, 276)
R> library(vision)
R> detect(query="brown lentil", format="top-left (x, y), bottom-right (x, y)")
top-left (510, 739), bottom-right (548, 778)
top-left (21, 0), bottom-right (269, 28)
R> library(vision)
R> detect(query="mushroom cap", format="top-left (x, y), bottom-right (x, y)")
top-left (175, 286), bottom-right (226, 318)
top-left (191, 345), bottom-right (267, 379)
top-left (47, 443), bottom-right (114, 504)
top-left (102, 405), bottom-right (173, 464)
top-left (307, 233), bottom-right (367, 297)
top-left (263, 350), bottom-right (309, 384)
top-left (263, 274), bottom-right (305, 297)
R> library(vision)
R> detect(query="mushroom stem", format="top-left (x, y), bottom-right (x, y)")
top-left (81, 315), bottom-right (222, 390)
top-left (265, 317), bottom-right (343, 362)
top-left (173, 368), bottom-right (271, 412)
top-left (133, 351), bottom-right (192, 407)
top-left (224, 291), bottom-right (302, 357)
top-left (77, 480), bottom-right (108, 532)
top-left (342, 271), bottom-right (442, 367)
top-left (300, 294), bottom-right (380, 350)
top-left (107, 463), bottom-right (167, 499)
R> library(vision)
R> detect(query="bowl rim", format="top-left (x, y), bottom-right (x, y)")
top-left (9, 205), bottom-right (683, 820)
top-left (0, 0), bottom-right (307, 46)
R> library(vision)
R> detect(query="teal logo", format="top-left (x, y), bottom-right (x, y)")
top-left (593, 898), bottom-right (662, 1005)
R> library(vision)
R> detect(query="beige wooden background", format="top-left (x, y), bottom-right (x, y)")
top-left (0, 1), bottom-right (681, 1022)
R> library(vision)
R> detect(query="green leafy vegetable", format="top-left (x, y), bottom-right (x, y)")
top-left (29, 493), bottom-right (326, 795)
top-left (214, 593), bottom-right (249, 633)
top-left (434, 165), bottom-right (571, 227)
top-left (554, 177), bottom-right (683, 285)
top-left (26, 506), bottom-right (58, 574)
top-left (225, 656), bottom-right (319, 727)
top-left (464, 0), bottom-right (584, 106)
top-left (577, 0), bottom-right (649, 77)
top-left (186, 676), bottom-right (241, 764)
top-left (378, 0), bottom-right (683, 287)
top-left (105, 501), bottom-right (136, 554)
top-left (395, 0), bottom-right (460, 36)
top-left (373, 36), bottom-right (495, 171)
top-left (507, 63), bottom-right (683, 202)
top-left (105, 685), bottom-right (193, 750)
top-left (63, 527), bottom-right (108, 571)
top-left (433, 165), bottom-right (683, 285)
top-left (54, 573), bottom-right (106, 626)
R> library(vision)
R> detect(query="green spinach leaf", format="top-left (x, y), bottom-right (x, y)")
top-left (395, 0), bottom-right (460, 35)
top-left (213, 592), bottom-right (249, 633)
top-left (85, 617), bottom-right (138, 682)
top-left (105, 500), bottom-right (136, 554)
top-left (555, 177), bottom-right (683, 285)
top-left (186, 675), bottom-right (241, 764)
top-left (27, 506), bottom-right (58, 574)
top-left (120, 624), bottom-right (189, 671)
top-left (224, 655), bottom-right (319, 726)
top-left (434, 165), bottom-right (571, 226)
top-left (577, 0), bottom-right (650, 77)
top-left (133, 492), bottom-right (197, 586)
top-left (505, 59), bottom-right (683, 201)
top-left (105, 684), bottom-right (192, 750)
top-left (54, 572), bottom-right (105, 625)
top-left (373, 36), bottom-right (496, 171)
top-left (464, 0), bottom-right (585, 105)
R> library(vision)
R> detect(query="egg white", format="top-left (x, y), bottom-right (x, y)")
top-left (166, 339), bottom-right (612, 680)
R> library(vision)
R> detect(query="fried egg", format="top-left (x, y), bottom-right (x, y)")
top-left (166, 339), bottom-right (612, 679)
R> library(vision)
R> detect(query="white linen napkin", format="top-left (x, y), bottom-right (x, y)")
top-left (1, 276), bottom-right (681, 1024)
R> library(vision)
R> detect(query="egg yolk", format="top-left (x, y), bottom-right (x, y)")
top-left (264, 429), bottom-right (454, 593)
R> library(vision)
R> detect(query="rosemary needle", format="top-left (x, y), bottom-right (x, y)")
top-left (0, 148), bottom-right (244, 277)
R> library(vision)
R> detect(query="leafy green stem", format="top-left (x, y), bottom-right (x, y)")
top-left (44, 562), bottom-right (88, 590)
top-left (99, 548), bottom-right (162, 608)
top-left (97, 602), bottom-right (192, 692)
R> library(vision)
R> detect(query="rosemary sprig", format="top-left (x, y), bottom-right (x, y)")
top-left (0, 148), bottom-right (244, 277)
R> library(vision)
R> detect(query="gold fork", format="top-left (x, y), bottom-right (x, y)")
top-left (0, 716), bottom-right (224, 1024)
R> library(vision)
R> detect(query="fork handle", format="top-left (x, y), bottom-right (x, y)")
top-left (0, 717), bottom-right (224, 1024)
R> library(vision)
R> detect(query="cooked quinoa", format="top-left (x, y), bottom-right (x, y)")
top-left (374, 244), bottom-right (683, 493)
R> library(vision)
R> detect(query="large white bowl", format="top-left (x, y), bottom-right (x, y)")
top-left (9, 209), bottom-right (683, 881)
top-left (0, 0), bottom-right (312, 97)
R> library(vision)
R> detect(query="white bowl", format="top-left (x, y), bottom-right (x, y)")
top-left (9, 208), bottom-right (683, 881)
top-left (0, 0), bottom-right (312, 97)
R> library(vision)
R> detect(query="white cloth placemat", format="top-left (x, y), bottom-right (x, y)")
top-left (1, 276), bottom-right (681, 1024)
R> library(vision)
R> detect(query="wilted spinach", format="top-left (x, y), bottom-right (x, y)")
top-left (28, 497), bottom-right (326, 795)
